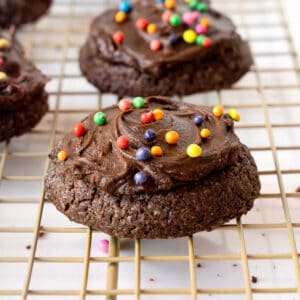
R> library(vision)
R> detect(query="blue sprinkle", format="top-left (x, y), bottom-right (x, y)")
top-left (119, 1), bottom-right (131, 13)
top-left (194, 115), bottom-right (203, 126)
top-left (144, 129), bottom-right (156, 142)
top-left (156, 0), bottom-right (165, 3)
top-left (169, 33), bottom-right (178, 45)
top-left (134, 171), bottom-right (147, 184)
top-left (136, 147), bottom-right (151, 161)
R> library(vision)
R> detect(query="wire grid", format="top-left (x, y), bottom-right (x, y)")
top-left (0, 0), bottom-right (300, 299)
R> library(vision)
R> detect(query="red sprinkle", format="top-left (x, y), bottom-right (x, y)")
top-left (112, 31), bottom-right (125, 44)
top-left (149, 39), bottom-right (161, 51)
top-left (0, 57), bottom-right (4, 67)
top-left (141, 112), bottom-right (154, 124)
top-left (118, 98), bottom-right (132, 112)
top-left (73, 123), bottom-right (86, 137)
top-left (203, 37), bottom-right (212, 48)
top-left (117, 136), bottom-right (129, 149)
top-left (136, 18), bottom-right (148, 30)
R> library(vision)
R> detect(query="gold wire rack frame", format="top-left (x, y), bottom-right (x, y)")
top-left (0, 0), bottom-right (300, 299)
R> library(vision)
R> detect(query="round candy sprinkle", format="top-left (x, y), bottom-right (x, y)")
top-left (203, 37), bottom-right (212, 47)
top-left (169, 33), bottom-right (178, 44)
top-left (153, 109), bottom-right (164, 121)
top-left (94, 112), bottom-right (107, 126)
top-left (183, 29), bottom-right (197, 44)
top-left (182, 12), bottom-right (194, 25)
top-left (149, 39), bottom-right (162, 51)
top-left (162, 10), bottom-right (172, 23)
top-left (141, 111), bottom-right (154, 124)
top-left (0, 57), bottom-right (4, 67)
top-left (136, 147), bottom-right (151, 161)
top-left (136, 18), bottom-right (148, 30)
top-left (134, 171), bottom-right (147, 184)
top-left (118, 98), bottom-right (132, 112)
top-left (191, 11), bottom-right (200, 19)
top-left (0, 72), bottom-right (7, 80)
top-left (112, 31), bottom-right (125, 44)
top-left (189, 0), bottom-right (198, 10)
top-left (194, 115), bottom-right (203, 126)
top-left (0, 38), bottom-right (9, 49)
top-left (117, 136), bottom-right (129, 149)
top-left (147, 23), bottom-right (158, 34)
top-left (119, 1), bottom-right (131, 13)
top-left (200, 128), bottom-right (211, 138)
top-left (186, 144), bottom-right (202, 158)
top-left (115, 11), bottom-right (127, 23)
top-left (73, 123), bottom-right (86, 137)
top-left (165, 0), bottom-right (175, 9)
top-left (228, 108), bottom-right (240, 122)
top-left (144, 129), bottom-right (156, 142)
top-left (201, 18), bottom-right (210, 28)
top-left (98, 239), bottom-right (109, 253)
top-left (151, 146), bottom-right (163, 157)
top-left (57, 150), bottom-right (68, 161)
top-left (132, 96), bottom-right (145, 108)
top-left (170, 14), bottom-right (181, 27)
top-left (212, 105), bottom-right (224, 117)
top-left (196, 34), bottom-right (205, 46)
top-left (195, 24), bottom-right (207, 34)
top-left (165, 130), bottom-right (179, 144)
top-left (156, 0), bottom-right (165, 3)
top-left (197, 2), bottom-right (207, 12)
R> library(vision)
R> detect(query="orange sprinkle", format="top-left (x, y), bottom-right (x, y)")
top-left (212, 105), bottom-right (224, 117)
top-left (201, 18), bottom-right (210, 28)
top-left (165, 0), bottom-right (176, 9)
top-left (151, 146), bottom-right (163, 157)
top-left (152, 109), bottom-right (164, 121)
top-left (200, 128), bottom-right (211, 138)
top-left (147, 23), bottom-right (158, 34)
top-left (57, 150), bottom-right (68, 161)
top-left (165, 130), bottom-right (180, 144)
top-left (115, 11), bottom-right (127, 23)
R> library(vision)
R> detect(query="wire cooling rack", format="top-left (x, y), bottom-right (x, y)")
top-left (1, 0), bottom-right (300, 299)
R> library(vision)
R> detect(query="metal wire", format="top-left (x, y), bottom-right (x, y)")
top-left (0, 0), bottom-right (300, 299)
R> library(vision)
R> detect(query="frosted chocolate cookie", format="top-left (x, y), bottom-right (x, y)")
top-left (45, 96), bottom-right (260, 239)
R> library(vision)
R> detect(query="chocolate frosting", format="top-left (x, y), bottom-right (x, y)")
top-left (0, 35), bottom-right (48, 111)
top-left (90, 0), bottom-right (237, 77)
top-left (50, 96), bottom-right (241, 195)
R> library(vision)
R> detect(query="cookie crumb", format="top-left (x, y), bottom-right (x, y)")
top-left (232, 263), bottom-right (237, 267)
top-left (197, 263), bottom-right (202, 268)
top-left (38, 231), bottom-right (45, 238)
top-left (261, 233), bottom-right (266, 237)
top-left (26, 245), bottom-right (31, 250)
top-left (251, 276), bottom-right (258, 283)
top-left (296, 186), bottom-right (300, 193)
top-left (149, 278), bottom-right (155, 282)
top-left (217, 273), bottom-right (221, 277)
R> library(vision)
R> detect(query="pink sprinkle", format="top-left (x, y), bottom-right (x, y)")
top-left (98, 239), bottom-right (109, 253)
top-left (195, 24), bottom-right (207, 34)
top-left (191, 11), bottom-right (201, 20)
top-left (182, 12), bottom-right (194, 25)
top-left (162, 10), bottom-right (172, 23)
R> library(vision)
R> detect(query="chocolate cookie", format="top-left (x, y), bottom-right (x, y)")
top-left (0, 0), bottom-right (52, 28)
top-left (45, 96), bottom-right (260, 239)
top-left (0, 34), bottom-right (48, 142)
top-left (79, 0), bottom-right (252, 97)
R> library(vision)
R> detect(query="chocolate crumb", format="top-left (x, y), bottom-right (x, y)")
top-left (232, 263), bottom-right (237, 267)
top-left (251, 276), bottom-right (258, 283)
top-left (261, 233), bottom-right (266, 237)
top-left (273, 265), bottom-right (276, 270)
top-left (26, 245), bottom-right (31, 250)
top-left (38, 231), bottom-right (45, 238)
top-left (296, 186), bottom-right (300, 193)
top-left (217, 273), bottom-right (221, 277)
top-left (149, 278), bottom-right (155, 282)
top-left (197, 263), bottom-right (202, 268)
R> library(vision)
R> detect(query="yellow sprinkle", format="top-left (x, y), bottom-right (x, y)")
top-left (228, 108), bottom-right (240, 122)
top-left (0, 38), bottom-right (9, 49)
top-left (152, 109), bottom-right (164, 121)
top-left (200, 128), bottom-right (211, 138)
top-left (57, 151), bottom-right (68, 161)
top-left (151, 146), bottom-right (163, 157)
top-left (115, 11), bottom-right (127, 23)
top-left (147, 23), bottom-right (158, 34)
top-left (186, 144), bottom-right (202, 158)
top-left (0, 72), bottom-right (7, 80)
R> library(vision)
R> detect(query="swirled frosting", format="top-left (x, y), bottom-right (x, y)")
top-left (51, 96), bottom-right (241, 195)
top-left (89, 0), bottom-right (238, 77)
top-left (0, 35), bottom-right (48, 111)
